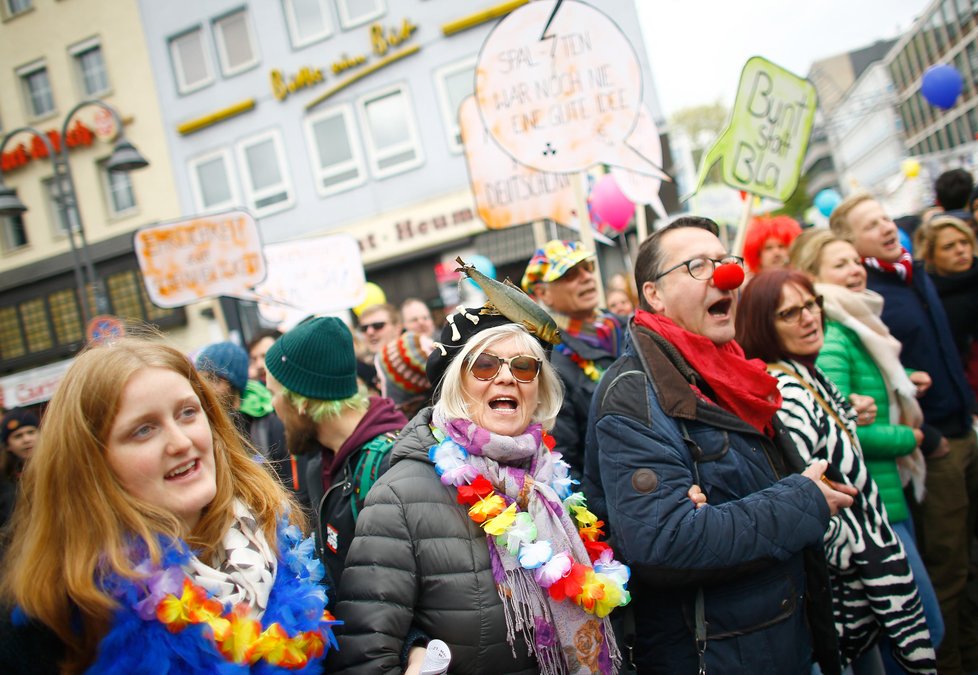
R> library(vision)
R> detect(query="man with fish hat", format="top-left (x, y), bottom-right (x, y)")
top-left (584, 217), bottom-right (854, 674)
top-left (521, 240), bottom-right (625, 481)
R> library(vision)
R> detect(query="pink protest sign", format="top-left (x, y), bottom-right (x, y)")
top-left (475, 0), bottom-right (667, 178)
top-left (460, 96), bottom-right (576, 229)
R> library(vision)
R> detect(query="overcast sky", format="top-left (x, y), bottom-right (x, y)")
top-left (637, 0), bottom-right (932, 118)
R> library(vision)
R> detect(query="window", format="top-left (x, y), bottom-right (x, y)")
top-left (213, 9), bottom-right (259, 76)
top-left (169, 27), bottom-right (214, 94)
top-left (236, 130), bottom-right (294, 215)
top-left (100, 160), bottom-right (137, 216)
top-left (189, 148), bottom-right (240, 213)
top-left (1, 215), bottom-right (28, 251)
top-left (3, 0), bottom-right (31, 18)
top-left (70, 39), bottom-right (111, 97)
top-left (0, 306), bottom-right (25, 360)
top-left (304, 105), bottom-right (366, 195)
top-left (17, 61), bottom-right (55, 118)
top-left (283, 0), bottom-right (332, 48)
top-left (48, 289), bottom-right (83, 345)
top-left (337, 0), bottom-right (384, 29)
top-left (358, 85), bottom-right (424, 177)
top-left (435, 57), bottom-right (476, 153)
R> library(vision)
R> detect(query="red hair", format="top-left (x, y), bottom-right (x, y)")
top-left (743, 216), bottom-right (802, 273)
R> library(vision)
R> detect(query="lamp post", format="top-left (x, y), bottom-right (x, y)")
top-left (0, 99), bottom-right (149, 325)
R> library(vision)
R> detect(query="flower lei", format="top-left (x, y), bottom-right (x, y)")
top-left (554, 342), bottom-right (604, 382)
top-left (117, 522), bottom-right (339, 670)
top-left (429, 428), bottom-right (630, 618)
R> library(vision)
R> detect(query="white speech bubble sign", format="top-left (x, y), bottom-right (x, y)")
top-left (134, 210), bottom-right (265, 309)
top-left (254, 234), bottom-right (366, 330)
top-left (611, 104), bottom-right (667, 218)
top-left (475, 0), bottom-right (666, 178)
top-left (460, 96), bottom-right (577, 229)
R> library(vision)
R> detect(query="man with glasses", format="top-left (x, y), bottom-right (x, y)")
top-left (585, 217), bottom-right (853, 674)
top-left (522, 240), bottom-right (625, 481)
top-left (831, 193), bottom-right (978, 673)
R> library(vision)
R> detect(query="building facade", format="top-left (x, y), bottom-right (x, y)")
top-left (885, 0), bottom-right (978, 175)
top-left (0, 0), bottom-right (216, 398)
top-left (134, 0), bottom-right (665, 336)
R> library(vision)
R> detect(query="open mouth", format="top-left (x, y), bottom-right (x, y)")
top-left (165, 459), bottom-right (199, 480)
top-left (708, 298), bottom-right (732, 317)
top-left (488, 396), bottom-right (518, 413)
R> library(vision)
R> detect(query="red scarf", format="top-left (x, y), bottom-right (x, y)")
top-left (862, 248), bottom-right (913, 284)
top-left (633, 310), bottom-right (782, 435)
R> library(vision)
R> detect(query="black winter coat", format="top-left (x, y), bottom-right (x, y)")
top-left (327, 408), bottom-right (538, 674)
top-left (551, 328), bottom-right (620, 482)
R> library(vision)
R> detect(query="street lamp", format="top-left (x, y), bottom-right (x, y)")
top-left (0, 99), bottom-right (149, 325)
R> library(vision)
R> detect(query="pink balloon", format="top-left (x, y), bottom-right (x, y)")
top-left (589, 174), bottom-right (635, 233)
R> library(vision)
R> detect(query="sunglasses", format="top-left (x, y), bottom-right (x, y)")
top-left (467, 353), bottom-right (542, 383)
top-left (360, 321), bottom-right (388, 333)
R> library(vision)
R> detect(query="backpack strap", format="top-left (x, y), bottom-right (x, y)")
top-left (350, 432), bottom-right (396, 521)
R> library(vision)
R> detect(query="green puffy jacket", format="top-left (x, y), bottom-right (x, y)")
top-left (816, 320), bottom-right (917, 523)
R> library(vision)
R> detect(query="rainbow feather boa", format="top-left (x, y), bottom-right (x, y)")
top-left (89, 520), bottom-right (338, 673)
top-left (429, 429), bottom-right (630, 618)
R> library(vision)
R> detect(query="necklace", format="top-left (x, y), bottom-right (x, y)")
top-left (554, 343), bottom-right (604, 382)
top-left (107, 521), bottom-right (338, 670)
top-left (429, 427), bottom-right (630, 618)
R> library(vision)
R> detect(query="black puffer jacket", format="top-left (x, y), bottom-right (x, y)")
top-left (327, 408), bottom-right (537, 674)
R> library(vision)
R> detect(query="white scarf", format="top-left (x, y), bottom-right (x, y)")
top-left (184, 499), bottom-right (277, 617)
top-left (816, 283), bottom-right (926, 499)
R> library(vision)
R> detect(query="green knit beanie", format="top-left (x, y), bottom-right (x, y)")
top-left (265, 317), bottom-right (358, 401)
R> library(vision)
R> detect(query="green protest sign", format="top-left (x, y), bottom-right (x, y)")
top-left (692, 56), bottom-right (816, 201)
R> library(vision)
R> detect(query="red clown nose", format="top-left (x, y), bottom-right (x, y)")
top-left (713, 263), bottom-right (745, 291)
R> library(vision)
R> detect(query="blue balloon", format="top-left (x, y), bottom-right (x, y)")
top-left (465, 254), bottom-right (496, 289)
top-left (898, 227), bottom-right (913, 254)
top-left (814, 188), bottom-right (842, 217)
top-left (921, 64), bottom-right (963, 109)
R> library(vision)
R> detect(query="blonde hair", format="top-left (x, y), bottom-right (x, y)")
top-left (789, 228), bottom-right (849, 278)
top-left (829, 191), bottom-right (876, 239)
top-left (0, 336), bottom-right (300, 671)
top-left (434, 324), bottom-right (563, 431)
top-left (914, 214), bottom-right (977, 271)
top-left (272, 377), bottom-right (370, 423)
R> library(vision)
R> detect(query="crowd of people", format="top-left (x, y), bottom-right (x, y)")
top-left (0, 168), bottom-right (977, 674)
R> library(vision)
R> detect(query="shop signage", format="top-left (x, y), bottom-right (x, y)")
top-left (0, 120), bottom-right (95, 172)
top-left (270, 18), bottom-right (418, 102)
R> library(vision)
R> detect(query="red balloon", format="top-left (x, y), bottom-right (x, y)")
top-left (589, 174), bottom-right (634, 233)
top-left (713, 263), bottom-right (745, 291)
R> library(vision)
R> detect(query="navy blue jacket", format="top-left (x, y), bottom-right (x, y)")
top-left (585, 325), bottom-right (835, 674)
top-left (866, 263), bottom-right (974, 437)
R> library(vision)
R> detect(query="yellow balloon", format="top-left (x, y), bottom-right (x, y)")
top-left (352, 282), bottom-right (387, 317)
top-left (901, 159), bottom-right (921, 179)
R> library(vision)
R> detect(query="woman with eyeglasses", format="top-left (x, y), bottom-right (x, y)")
top-left (327, 299), bottom-right (636, 674)
top-left (736, 269), bottom-right (935, 674)
top-left (789, 230), bottom-right (945, 672)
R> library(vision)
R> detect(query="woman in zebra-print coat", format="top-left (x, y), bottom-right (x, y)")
top-left (737, 269), bottom-right (936, 674)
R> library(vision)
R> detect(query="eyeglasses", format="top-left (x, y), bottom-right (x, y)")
top-left (654, 255), bottom-right (744, 281)
top-left (467, 353), bottom-right (542, 383)
top-left (360, 321), bottom-right (388, 333)
top-left (558, 259), bottom-right (596, 283)
top-left (775, 295), bottom-right (823, 324)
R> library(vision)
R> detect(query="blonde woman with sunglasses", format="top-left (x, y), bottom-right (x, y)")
top-left (328, 301), bottom-right (637, 675)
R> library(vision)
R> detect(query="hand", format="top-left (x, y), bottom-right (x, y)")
top-left (404, 646), bottom-right (427, 675)
top-left (912, 428), bottom-right (924, 447)
top-left (909, 371), bottom-right (932, 397)
top-left (929, 436), bottom-right (951, 459)
top-left (849, 394), bottom-right (877, 426)
top-left (802, 459), bottom-right (857, 516)
top-left (687, 484), bottom-right (707, 509)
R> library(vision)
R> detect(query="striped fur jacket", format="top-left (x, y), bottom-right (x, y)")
top-left (768, 359), bottom-right (936, 673)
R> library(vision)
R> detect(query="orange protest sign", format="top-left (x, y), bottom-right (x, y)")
top-left (134, 210), bottom-right (266, 308)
